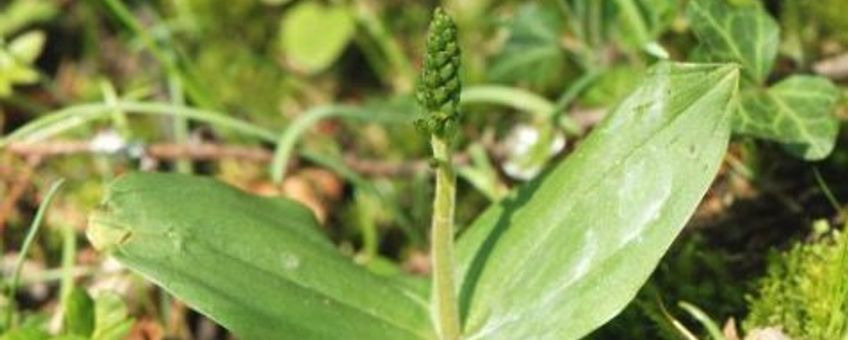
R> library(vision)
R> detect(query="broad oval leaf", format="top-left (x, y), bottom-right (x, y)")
top-left (456, 62), bottom-right (739, 339)
top-left (280, 2), bottom-right (355, 74)
top-left (687, 0), bottom-right (778, 84)
top-left (87, 173), bottom-right (434, 340)
top-left (735, 75), bottom-right (840, 160)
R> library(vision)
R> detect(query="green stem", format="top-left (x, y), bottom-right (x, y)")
top-left (100, 81), bottom-right (131, 138)
top-left (461, 85), bottom-right (583, 136)
top-left (58, 222), bottom-right (77, 315)
top-left (0, 101), bottom-right (277, 148)
top-left (430, 135), bottom-right (461, 340)
top-left (168, 75), bottom-right (193, 174)
top-left (5, 178), bottom-right (65, 328)
top-left (269, 105), bottom-right (409, 183)
top-left (270, 106), bottom-right (366, 183)
top-left (461, 86), bottom-right (554, 117)
top-left (615, 0), bottom-right (650, 47)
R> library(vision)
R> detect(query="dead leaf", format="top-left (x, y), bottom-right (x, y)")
top-left (745, 327), bottom-right (791, 340)
top-left (723, 318), bottom-right (740, 340)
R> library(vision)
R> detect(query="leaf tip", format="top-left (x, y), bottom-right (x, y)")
top-left (87, 212), bottom-right (132, 252)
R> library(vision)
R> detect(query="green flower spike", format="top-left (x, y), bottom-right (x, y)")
top-left (416, 7), bottom-right (462, 137)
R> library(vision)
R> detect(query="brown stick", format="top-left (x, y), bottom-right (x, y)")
top-left (2, 141), bottom-right (469, 177)
top-left (0, 156), bottom-right (42, 233)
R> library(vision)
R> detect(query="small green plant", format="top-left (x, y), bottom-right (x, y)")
top-left (0, 180), bottom-right (135, 340)
top-left (82, 7), bottom-right (744, 339)
top-left (415, 8), bottom-right (463, 339)
top-left (0, 0), bottom-right (55, 98)
top-left (0, 31), bottom-right (46, 97)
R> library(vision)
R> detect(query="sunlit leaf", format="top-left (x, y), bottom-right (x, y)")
top-left (87, 173), bottom-right (434, 339)
top-left (456, 62), bottom-right (739, 339)
top-left (0, 0), bottom-right (58, 37)
top-left (279, 1), bottom-right (355, 74)
top-left (0, 30), bottom-right (45, 97)
top-left (687, 0), bottom-right (778, 83)
top-left (63, 287), bottom-right (95, 337)
top-left (8, 30), bottom-right (46, 63)
top-left (735, 75), bottom-right (840, 160)
top-left (90, 293), bottom-right (133, 340)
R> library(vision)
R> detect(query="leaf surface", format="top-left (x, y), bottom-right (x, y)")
top-left (687, 0), bottom-right (778, 83)
top-left (456, 62), bottom-right (739, 339)
top-left (735, 75), bottom-right (840, 160)
top-left (87, 173), bottom-right (434, 340)
top-left (64, 287), bottom-right (95, 337)
top-left (279, 2), bottom-right (355, 73)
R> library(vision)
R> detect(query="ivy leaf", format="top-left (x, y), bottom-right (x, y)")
top-left (279, 2), bottom-right (355, 74)
top-left (456, 62), bottom-right (739, 339)
top-left (87, 173), bottom-right (434, 339)
top-left (489, 3), bottom-right (567, 91)
top-left (735, 76), bottom-right (840, 160)
top-left (687, 0), bottom-right (778, 84)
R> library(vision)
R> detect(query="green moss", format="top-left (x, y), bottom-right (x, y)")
top-left (744, 222), bottom-right (848, 338)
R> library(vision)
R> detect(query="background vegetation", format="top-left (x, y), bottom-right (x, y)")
top-left (1, 0), bottom-right (848, 338)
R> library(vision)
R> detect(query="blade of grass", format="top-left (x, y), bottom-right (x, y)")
top-left (549, 70), bottom-right (600, 120)
top-left (678, 301), bottom-right (726, 340)
top-left (813, 167), bottom-right (843, 215)
top-left (4, 178), bottom-right (65, 328)
top-left (657, 298), bottom-right (698, 340)
top-left (101, 0), bottom-right (215, 109)
top-left (354, 1), bottom-right (415, 92)
top-left (461, 85), bottom-right (553, 117)
top-left (59, 221), bottom-right (77, 314)
top-left (461, 85), bottom-right (582, 135)
top-left (270, 105), bottom-right (408, 183)
top-left (0, 101), bottom-right (277, 148)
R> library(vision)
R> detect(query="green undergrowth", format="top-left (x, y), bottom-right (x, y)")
top-left (592, 234), bottom-right (749, 339)
top-left (745, 221), bottom-right (848, 339)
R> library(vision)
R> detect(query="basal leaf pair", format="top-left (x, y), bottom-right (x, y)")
top-left (87, 61), bottom-right (740, 339)
top-left (689, 0), bottom-right (841, 160)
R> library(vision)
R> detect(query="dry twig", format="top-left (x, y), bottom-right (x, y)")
top-left (0, 156), bottom-right (42, 233)
top-left (3, 140), bottom-right (470, 178)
